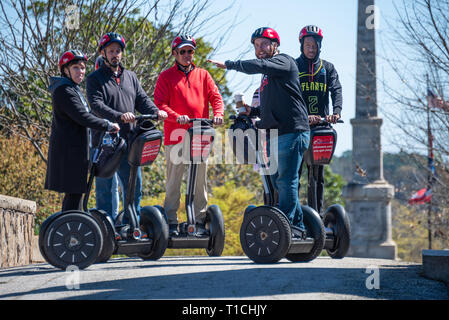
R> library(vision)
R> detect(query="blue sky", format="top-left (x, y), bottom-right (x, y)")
top-left (200, 0), bottom-right (399, 156)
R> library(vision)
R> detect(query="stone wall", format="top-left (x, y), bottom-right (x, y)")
top-left (0, 194), bottom-right (36, 268)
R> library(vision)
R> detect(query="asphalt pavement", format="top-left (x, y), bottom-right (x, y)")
top-left (0, 256), bottom-right (447, 300)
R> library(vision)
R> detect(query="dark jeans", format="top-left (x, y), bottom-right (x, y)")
top-left (268, 131), bottom-right (310, 229)
top-left (299, 162), bottom-right (325, 214)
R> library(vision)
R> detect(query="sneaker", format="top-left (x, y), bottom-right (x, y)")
top-left (291, 225), bottom-right (306, 240)
top-left (169, 224), bottom-right (179, 237)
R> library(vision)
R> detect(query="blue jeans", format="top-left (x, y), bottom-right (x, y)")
top-left (110, 173), bottom-right (121, 219)
top-left (269, 131), bottom-right (310, 229)
top-left (95, 149), bottom-right (142, 221)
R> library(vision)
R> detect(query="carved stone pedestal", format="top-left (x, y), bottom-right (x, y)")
top-left (343, 181), bottom-right (397, 259)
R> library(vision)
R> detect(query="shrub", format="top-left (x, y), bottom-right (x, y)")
top-left (0, 134), bottom-right (61, 233)
top-left (141, 181), bottom-right (259, 256)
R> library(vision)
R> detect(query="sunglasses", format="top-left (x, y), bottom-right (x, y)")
top-left (178, 49), bottom-right (195, 55)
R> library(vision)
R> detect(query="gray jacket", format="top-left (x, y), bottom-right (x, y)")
top-left (86, 63), bottom-right (159, 143)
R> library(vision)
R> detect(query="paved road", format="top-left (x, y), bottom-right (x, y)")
top-left (0, 256), bottom-right (447, 300)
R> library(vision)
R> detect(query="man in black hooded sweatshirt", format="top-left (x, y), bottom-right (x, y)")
top-left (296, 25), bottom-right (343, 216)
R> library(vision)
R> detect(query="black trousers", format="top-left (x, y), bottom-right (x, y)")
top-left (62, 193), bottom-right (83, 212)
top-left (298, 161), bottom-right (325, 214)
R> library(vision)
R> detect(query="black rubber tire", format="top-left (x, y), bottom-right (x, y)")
top-left (205, 205), bottom-right (225, 257)
top-left (138, 206), bottom-right (169, 261)
top-left (285, 205), bottom-right (326, 262)
top-left (323, 204), bottom-right (351, 259)
top-left (89, 209), bottom-right (116, 263)
top-left (240, 206), bottom-right (291, 264)
top-left (244, 205), bottom-right (257, 215)
top-left (153, 205), bottom-right (167, 223)
top-left (38, 211), bottom-right (64, 265)
top-left (43, 212), bottom-right (103, 270)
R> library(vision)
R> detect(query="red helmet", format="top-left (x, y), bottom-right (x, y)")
top-left (171, 35), bottom-right (197, 50)
top-left (251, 27), bottom-right (280, 46)
top-left (98, 32), bottom-right (126, 52)
top-left (299, 25), bottom-right (323, 43)
top-left (59, 50), bottom-right (87, 72)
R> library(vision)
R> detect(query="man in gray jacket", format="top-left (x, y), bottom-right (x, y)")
top-left (86, 32), bottom-right (166, 221)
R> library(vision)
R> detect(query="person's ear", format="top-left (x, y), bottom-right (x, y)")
top-left (63, 66), bottom-right (70, 77)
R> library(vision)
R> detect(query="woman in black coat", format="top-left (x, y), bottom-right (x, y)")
top-left (45, 50), bottom-right (120, 211)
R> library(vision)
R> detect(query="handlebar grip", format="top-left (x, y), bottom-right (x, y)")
top-left (136, 114), bottom-right (158, 121)
top-left (189, 118), bottom-right (213, 125)
top-left (318, 117), bottom-right (344, 124)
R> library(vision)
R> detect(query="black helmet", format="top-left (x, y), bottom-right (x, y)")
top-left (98, 32), bottom-right (126, 52)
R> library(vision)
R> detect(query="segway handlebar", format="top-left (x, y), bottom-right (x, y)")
top-left (189, 118), bottom-right (214, 126)
top-left (135, 114), bottom-right (158, 121)
top-left (229, 114), bottom-right (258, 120)
top-left (312, 117), bottom-right (344, 126)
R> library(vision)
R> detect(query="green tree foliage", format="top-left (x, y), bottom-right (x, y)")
top-left (0, 0), bottom-right (234, 162)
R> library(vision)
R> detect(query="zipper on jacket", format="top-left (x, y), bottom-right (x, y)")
top-left (176, 62), bottom-right (194, 88)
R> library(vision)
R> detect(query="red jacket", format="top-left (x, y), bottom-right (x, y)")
top-left (154, 63), bottom-right (224, 145)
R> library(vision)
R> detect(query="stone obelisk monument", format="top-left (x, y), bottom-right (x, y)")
top-left (342, 0), bottom-right (397, 259)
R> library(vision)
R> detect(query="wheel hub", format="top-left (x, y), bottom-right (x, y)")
top-left (259, 231), bottom-right (268, 241)
top-left (49, 221), bottom-right (97, 263)
top-left (68, 235), bottom-right (81, 248)
top-left (244, 215), bottom-right (281, 257)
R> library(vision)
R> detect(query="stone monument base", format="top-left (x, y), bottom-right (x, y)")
top-left (343, 181), bottom-right (397, 260)
top-left (349, 239), bottom-right (397, 259)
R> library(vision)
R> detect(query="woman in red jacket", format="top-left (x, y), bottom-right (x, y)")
top-left (154, 35), bottom-right (224, 236)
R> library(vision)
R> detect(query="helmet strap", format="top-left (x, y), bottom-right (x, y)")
top-left (272, 42), bottom-right (279, 56)
top-left (63, 66), bottom-right (75, 83)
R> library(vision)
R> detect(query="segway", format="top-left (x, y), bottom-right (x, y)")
top-left (157, 119), bottom-right (225, 256)
top-left (111, 114), bottom-right (169, 260)
top-left (38, 128), bottom-right (120, 270)
top-left (229, 114), bottom-right (326, 264)
top-left (302, 118), bottom-right (351, 259)
top-left (39, 114), bottom-right (168, 270)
